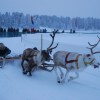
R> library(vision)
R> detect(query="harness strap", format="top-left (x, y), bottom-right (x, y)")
top-left (83, 58), bottom-right (95, 66)
top-left (65, 52), bottom-right (71, 63)
top-left (75, 54), bottom-right (82, 69)
top-left (28, 50), bottom-right (38, 58)
top-left (27, 49), bottom-right (34, 58)
top-left (65, 53), bottom-right (82, 69)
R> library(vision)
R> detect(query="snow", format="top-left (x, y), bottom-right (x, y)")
top-left (0, 33), bottom-right (100, 100)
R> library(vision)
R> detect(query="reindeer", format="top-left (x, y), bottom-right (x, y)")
top-left (0, 43), bottom-right (11, 67)
top-left (21, 32), bottom-right (58, 76)
top-left (21, 47), bottom-right (39, 75)
top-left (53, 36), bottom-right (100, 83)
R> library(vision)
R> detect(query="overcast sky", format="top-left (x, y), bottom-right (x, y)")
top-left (0, 0), bottom-right (100, 18)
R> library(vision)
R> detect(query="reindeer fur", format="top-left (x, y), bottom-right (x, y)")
top-left (53, 51), bottom-right (100, 83)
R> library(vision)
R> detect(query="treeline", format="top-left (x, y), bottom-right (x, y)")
top-left (0, 12), bottom-right (100, 30)
top-left (0, 27), bottom-right (48, 33)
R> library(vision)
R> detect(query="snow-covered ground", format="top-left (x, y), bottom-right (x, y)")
top-left (0, 33), bottom-right (100, 100)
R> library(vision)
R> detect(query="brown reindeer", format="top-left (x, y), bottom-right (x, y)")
top-left (21, 47), bottom-right (39, 76)
top-left (0, 43), bottom-right (11, 67)
top-left (53, 36), bottom-right (100, 83)
top-left (21, 31), bottom-right (58, 76)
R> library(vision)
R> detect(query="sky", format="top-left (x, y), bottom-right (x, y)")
top-left (0, 0), bottom-right (100, 18)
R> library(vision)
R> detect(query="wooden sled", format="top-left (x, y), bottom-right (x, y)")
top-left (39, 63), bottom-right (54, 72)
top-left (0, 55), bottom-right (54, 72)
top-left (0, 54), bottom-right (22, 68)
top-left (0, 55), bottom-right (21, 61)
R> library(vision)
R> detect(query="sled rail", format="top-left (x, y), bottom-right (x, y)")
top-left (0, 55), bottom-right (21, 61)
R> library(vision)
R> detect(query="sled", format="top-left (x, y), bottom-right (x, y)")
top-left (0, 54), bottom-right (21, 68)
top-left (39, 63), bottom-right (54, 72)
top-left (0, 54), bottom-right (54, 72)
top-left (0, 56), bottom-right (21, 61)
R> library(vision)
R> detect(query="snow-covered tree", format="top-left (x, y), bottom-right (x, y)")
top-left (0, 12), bottom-right (100, 30)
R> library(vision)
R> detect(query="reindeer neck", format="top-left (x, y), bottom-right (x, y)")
top-left (36, 52), bottom-right (45, 66)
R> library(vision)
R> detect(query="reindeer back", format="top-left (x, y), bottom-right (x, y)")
top-left (22, 48), bottom-right (39, 59)
top-left (0, 43), bottom-right (5, 50)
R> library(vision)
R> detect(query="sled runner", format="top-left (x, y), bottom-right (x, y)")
top-left (0, 54), bottom-right (54, 72)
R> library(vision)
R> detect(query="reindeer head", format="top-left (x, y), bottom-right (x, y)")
top-left (41, 50), bottom-right (51, 61)
top-left (0, 43), bottom-right (11, 58)
top-left (42, 31), bottom-right (58, 62)
top-left (86, 36), bottom-right (100, 68)
top-left (84, 54), bottom-right (100, 68)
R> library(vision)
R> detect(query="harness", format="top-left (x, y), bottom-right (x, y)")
top-left (28, 49), bottom-right (39, 58)
top-left (83, 58), bottom-right (95, 66)
top-left (65, 52), bottom-right (82, 69)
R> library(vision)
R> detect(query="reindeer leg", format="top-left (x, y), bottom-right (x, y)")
top-left (0, 57), bottom-right (5, 68)
top-left (29, 71), bottom-right (32, 76)
top-left (68, 72), bottom-right (79, 81)
top-left (54, 67), bottom-right (61, 83)
top-left (23, 70), bottom-right (28, 75)
top-left (28, 66), bottom-right (32, 76)
top-left (21, 60), bottom-right (25, 73)
top-left (2, 57), bottom-right (5, 67)
top-left (61, 69), bottom-right (69, 83)
top-left (58, 67), bottom-right (64, 79)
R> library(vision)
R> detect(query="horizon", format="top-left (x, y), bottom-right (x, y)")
top-left (0, 0), bottom-right (100, 19)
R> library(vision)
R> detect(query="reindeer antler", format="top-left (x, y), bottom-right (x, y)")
top-left (47, 32), bottom-right (56, 49)
top-left (87, 36), bottom-right (100, 54)
top-left (47, 30), bottom-right (58, 53)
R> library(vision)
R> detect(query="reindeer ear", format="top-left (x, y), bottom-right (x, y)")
top-left (42, 50), bottom-right (47, 56)
top-left (49, 50), bottom-right (52, 54)
top-left (33, 47), bottom-right (37, 50)
top-left (86, 54), bottom-right (91, 57)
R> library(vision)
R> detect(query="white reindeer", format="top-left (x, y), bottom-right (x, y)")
top-left (53, 36), bottom-right (100, 83)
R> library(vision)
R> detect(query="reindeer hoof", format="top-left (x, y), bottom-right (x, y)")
top-left (0, 66), bottom-right (2, 68)
top-left (57, 81), bottom-right (60, 83)
top-left (23, 71), bottom-right (27, 74)
top-left (29, 74), bottom-right (32, 76)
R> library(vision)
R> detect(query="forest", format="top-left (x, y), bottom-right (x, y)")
top-left (0, 12), bottom-right (100, 30)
